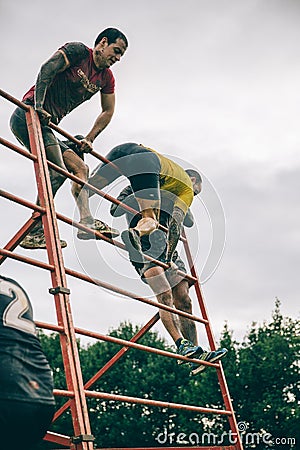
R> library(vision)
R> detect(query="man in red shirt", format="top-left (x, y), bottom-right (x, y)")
top-left (10, 28), bottom-right (128, 249)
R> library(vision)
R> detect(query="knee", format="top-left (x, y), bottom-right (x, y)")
top-left (81, 163), bottom-right (89, 179)
top-left (174, 286), bottom-right (192, 312)
top-left (63, 152), bottom-right (89, 181)
top-left (157, 290), bottom-right (173, 307)
top-left (179, 294), bottom-right (192, 312)
top-left (49, 170), bottom-right (66, 195)
top-left (73, 163), bottom-right (89, 183)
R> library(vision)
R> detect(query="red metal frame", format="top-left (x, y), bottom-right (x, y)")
top-left (26, 105), bottom-right (94, 450)
top-left (0, 89), bottom-right (243, 450)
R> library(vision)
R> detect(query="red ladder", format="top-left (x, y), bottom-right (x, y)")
top-left (0, 88), bottom-right (243, 450)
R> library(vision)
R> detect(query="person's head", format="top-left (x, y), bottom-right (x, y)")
top-left (93, 28), bottom-right (128, 69)
top-left (185, 169), bottom-right (202, 196)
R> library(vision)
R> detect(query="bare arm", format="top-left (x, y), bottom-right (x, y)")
top-left (34, 50), bottom-right (70, 124)
top-left (81, 93), bottom-right (115, 152)
top-left (167, 206), bottom-right (185, 263)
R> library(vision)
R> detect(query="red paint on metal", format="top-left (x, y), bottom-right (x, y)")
top-left (0, 88), bottom-right (243, 450)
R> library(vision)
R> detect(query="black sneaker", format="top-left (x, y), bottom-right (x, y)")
top-left (190, 347), bottom-right (228, 375)
top-left (121, 229), bottom-right (144, 264)
top-left (177, 339), bottom-right (204, 365)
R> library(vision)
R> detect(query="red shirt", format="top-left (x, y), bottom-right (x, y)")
top-left (23, 42), bottom-right (115, 123)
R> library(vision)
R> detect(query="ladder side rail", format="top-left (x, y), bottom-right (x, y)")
top-left (182, 230), bottom-right (243, 450)
top-left (25, 106), bottom-right (94, 450)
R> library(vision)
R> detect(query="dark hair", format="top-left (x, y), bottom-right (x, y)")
top-left (185, 169), bottom-right (202, 183)
top-left (94, 28), bottom-right (128, 48)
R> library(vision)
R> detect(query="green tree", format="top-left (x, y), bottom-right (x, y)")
top-left (39, 321), bottom-right (229, 447)
top-left (235, 299), bottom-right (300, 449)
top-left (79, 322), bottom-right (208, 447)
top-left (38, 301), bottom-right (299, 449)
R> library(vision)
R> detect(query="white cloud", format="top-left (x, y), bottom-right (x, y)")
top-left (1, 0), bottom-right (299, 349)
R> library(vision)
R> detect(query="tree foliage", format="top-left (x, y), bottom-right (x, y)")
top-left (232, 299), bottom-right (300, 449)
top-left (38, 300), bottom-right (299, 449)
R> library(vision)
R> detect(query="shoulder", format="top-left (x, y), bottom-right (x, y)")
top-left (59, 42), bottom-right (89, 63)
top-left (102, 67), bottom-right (115, 82)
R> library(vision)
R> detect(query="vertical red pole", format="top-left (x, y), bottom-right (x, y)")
top-left (25, 107), bottom-right (94, 450)
top-left (182, 229), bottom-right (244, 450)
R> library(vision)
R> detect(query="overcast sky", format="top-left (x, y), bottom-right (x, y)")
top-left (0, 0), bottom-right (299, 348)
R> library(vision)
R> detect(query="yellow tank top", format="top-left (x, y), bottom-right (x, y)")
top-left (144, 146), bottom-right (194, 214)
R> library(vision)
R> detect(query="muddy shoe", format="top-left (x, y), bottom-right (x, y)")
top-left (77, 218), bottom-right (119, 240)
top-left (121, 228), bottom-right (144, 264)
top-left (20, 233), bottom-right (67, 249)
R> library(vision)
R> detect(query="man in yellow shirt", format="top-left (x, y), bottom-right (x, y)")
top-left (88, 143), bottom-right (227, 373)
top-left (108, 182), bottom-right (228, 375)
top-left (88, 142), bottom-right (201, 264)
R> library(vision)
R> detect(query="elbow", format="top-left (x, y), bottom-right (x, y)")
top-left (102, 105), bottom-right (114, 120)
top-left (183, 218), bottom-right (194, 228)
top-left (106, 110), bottom-right (114, 123)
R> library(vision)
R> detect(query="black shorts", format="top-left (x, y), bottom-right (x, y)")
top-left (10, 104), bottom-right (59, 150)
top-left (9, 104), bottom-right (82, 157)
top-left (90, 143), bottom-right (161, 201)
top-left (60, 134), bottom-right (85, 159)
top-left (0, 399), bottom-right (55, 450)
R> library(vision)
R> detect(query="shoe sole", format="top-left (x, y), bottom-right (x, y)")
top-left (20, 241), bottom-right (67, 249)
top-left (121, 230), bottom-right (144, 264)
top-left (20, 244), bottom-right (47, 249)
top-left (77, 228), bottom-right (119, 240)
top-left (191, 349), bottom-right (228, 375)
